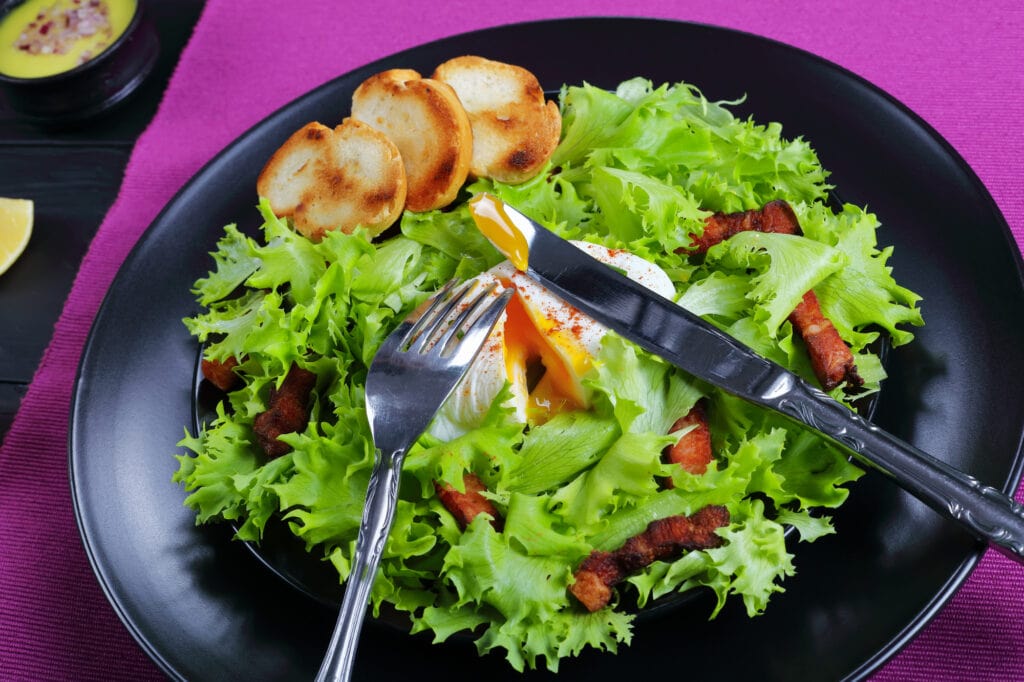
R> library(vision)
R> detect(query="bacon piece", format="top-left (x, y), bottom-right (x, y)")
top-left (788, 291), bottom-right (863, 391)
top-left (569, 505), bottom-right (730, 612)
top-left (200, 356), bottom-right (240, 392)
top-left (253, 364), bottom-right (317, 458)
top-left (663, 401), bottom-right (713, 482)
top-left (688, 199), bottom-right (800, 253)
top-left (684, 200), bottom-right (862, 391)
top-left (569, 552), bottom-right (618, 612)
top-left (434, 473), bottom-right (502, 530)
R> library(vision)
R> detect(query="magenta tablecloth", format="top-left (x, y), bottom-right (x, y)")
top-left (2, 1), bottom-right (1022, 679)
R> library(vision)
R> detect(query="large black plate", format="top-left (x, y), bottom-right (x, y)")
top-left (70, 18), bottom-right (1024, 681)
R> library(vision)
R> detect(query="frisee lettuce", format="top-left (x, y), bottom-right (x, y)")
top-left (173, 76), bottom-right (922, 672)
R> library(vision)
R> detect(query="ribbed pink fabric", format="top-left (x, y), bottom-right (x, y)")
top-left (1, 1), bottom-right (1021, 679)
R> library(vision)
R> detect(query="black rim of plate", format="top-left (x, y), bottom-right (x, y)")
top-left (69, 16), bottom-right (1024, 682)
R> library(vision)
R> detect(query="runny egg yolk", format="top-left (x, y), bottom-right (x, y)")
top-left (501, 283), bottom-right (586, 424)
top-left (468, 193), bottom-right (529, 271)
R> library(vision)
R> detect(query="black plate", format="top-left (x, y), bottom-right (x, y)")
top-left (70, 18), bottom-right (1024, 681)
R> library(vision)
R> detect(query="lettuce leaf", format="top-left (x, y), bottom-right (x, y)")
top-left (588, 166), bottom-right (709, 253)
top-left (502, 411), bottom-right (620, 495)
top-left (550, 431), bottom-right (673, 530)
top-left (704, 231), bottom-right (846, 336)
top-left (798, 202), bottom-right (924, 348)
top-left (588, 335), bottom-right (704, 436)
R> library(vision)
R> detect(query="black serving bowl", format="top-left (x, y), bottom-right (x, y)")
top-left (0, 0), bottom-right (158, 123)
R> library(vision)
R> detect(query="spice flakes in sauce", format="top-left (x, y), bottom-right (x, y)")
top-left (14, 0), bottom-right (112, 65)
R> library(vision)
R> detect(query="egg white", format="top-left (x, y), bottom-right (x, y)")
top-left (427, 241), bottom-right (674, 441)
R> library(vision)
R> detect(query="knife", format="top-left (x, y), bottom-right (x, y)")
top-left (468, 192), bottom-right (1024, 563)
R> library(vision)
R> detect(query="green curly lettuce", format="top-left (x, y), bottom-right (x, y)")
top-left (174, 76), bottom-right (922, 672)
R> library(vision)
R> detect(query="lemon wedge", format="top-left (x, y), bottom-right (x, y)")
top-left (0, 198), bottom-right (33, 276)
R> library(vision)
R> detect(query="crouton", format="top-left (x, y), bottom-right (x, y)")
top-left (256, 119), bottom-right (407, 240)
top-left (351, 69), bottom-right (472, 211)
top-left (432, 55), bottom-right (561, 184)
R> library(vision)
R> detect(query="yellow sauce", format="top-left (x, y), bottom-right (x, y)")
top-left (468, 193), bottom-right (530, 271)
top-left (0, 0), bottom-right (135, 79)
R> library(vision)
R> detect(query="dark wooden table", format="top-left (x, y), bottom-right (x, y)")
top-left (0, 1), bottom-right (206, 441)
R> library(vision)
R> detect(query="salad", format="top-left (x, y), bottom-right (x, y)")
top-left (174, 75), bottom-right (923, 672)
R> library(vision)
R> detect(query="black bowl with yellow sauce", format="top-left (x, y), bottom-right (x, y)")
top-left (0, 0), bottom-right (158, 122)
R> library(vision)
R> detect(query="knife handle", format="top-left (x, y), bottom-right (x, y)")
top-left (769, 375), bottom-right (1024, 563)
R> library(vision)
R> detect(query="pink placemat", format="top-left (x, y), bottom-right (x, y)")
top-left (1, 1), bottom-right (1021, 679)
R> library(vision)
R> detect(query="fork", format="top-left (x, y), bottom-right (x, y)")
top-left (314, 278), bottom-right (513, 682)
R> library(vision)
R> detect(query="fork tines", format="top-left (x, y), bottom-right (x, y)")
top-left (404, 279), bottom-right (512, 357)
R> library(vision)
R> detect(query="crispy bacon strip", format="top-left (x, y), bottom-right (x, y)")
top-left (688, 199), bottom-right (801, 253)
top-left (789, 291), bottom-right (863, 390)
top-left (569, 505), bottom-right (730, 612)
top-left (253, 364), bottom-right (317, 458)
top-left (201, 356), bottom-right (240, 392)
top-left (434, 473), bottom-right (502, 531)
top-left (663, 401), bottom-right (713, 482)
top-left (686, 200), bottom-right (862, 391)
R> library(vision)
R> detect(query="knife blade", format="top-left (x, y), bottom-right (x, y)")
top-left (468, 192), bottom-right (1024, 563)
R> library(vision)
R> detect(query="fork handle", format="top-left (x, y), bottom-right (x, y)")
top-left (315, 448), bottom-right (405, 682)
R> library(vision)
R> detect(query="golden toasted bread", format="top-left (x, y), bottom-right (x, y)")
top-left (432, 56), bottom-right (561, 184)
top-left (351, 69), bottom-right (472, 212)
top-left (256, 119), bottom-right (406, 240)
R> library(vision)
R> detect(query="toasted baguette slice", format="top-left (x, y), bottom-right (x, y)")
top-left (256, 119), bottom-right (406, 240)
top-left (433, 56), bottom-right (561, 184)
top-left (351, 69), bottom-right (472, 211)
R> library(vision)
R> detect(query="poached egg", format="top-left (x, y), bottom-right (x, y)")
top-left (428, 241), bottom-right (674, 441)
